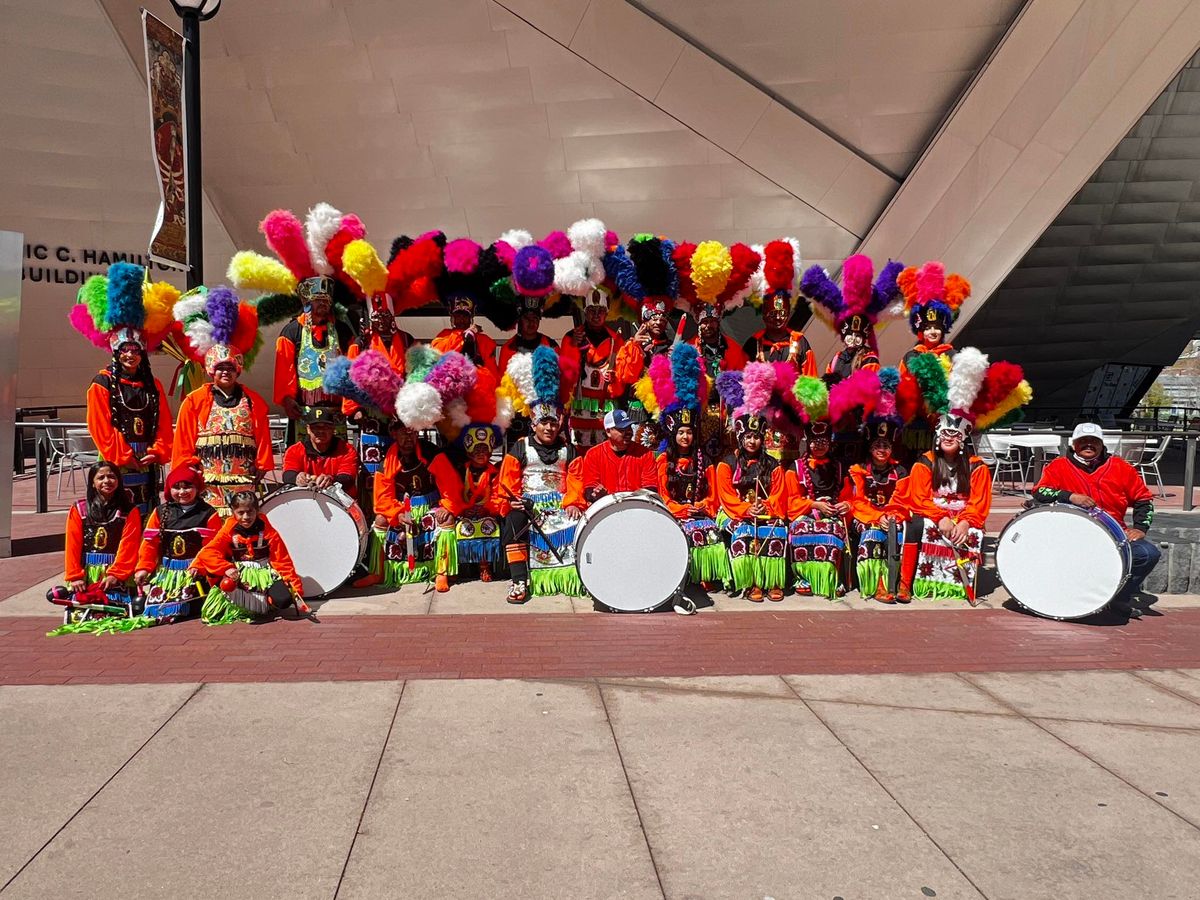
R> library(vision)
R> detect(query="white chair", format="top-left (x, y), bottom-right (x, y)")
top-left (1117, 438), bottom-right (1147, 466)
top-left (45, 423), bottom-right (99, 497)
top-left (978, 435), bottom-right (1029, 494)
top-left (1137, 436), bottom-right (1171, 498)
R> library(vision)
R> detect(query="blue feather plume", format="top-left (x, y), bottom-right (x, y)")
top-left (660, 238), bottom-right (679, 300)
top-left (105, 262), bottom-right (145, 329)
top-left (878, 366), bottom-right (900, 393)
top-left (606, 244), bottom-right (643, 301)
top-left (322, 356), bottom-right (374, 410)
top-left (671, 342), bottom-right (701, 411)
top-left (531, 345), bottom-right (560, 405)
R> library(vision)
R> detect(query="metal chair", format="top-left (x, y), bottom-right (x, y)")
top-left (1137, 436), bottom-right (1171, 498)
top-left (1117, 438), bottom-right (1147, 466)
top-left (977, 435), bottom-right (1029, 494)
top-left (45, 423), bottom-right (99, 497)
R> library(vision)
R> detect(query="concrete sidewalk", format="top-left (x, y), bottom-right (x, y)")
top-left (3, 672), bottom-right (1200, 899)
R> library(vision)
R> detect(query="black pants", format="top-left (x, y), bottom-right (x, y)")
top-left (502, 509), bottom-right (532, 582)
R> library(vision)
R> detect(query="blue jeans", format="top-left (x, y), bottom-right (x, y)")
top-left (1115, 538), bottom-right (1161, 605)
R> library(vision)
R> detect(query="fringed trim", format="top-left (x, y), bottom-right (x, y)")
top-left (455, 538), bottom-right (502, 564)
top-left (856, 559), bottom-right (889, 599)
top-left (236, 562), bottom-right (278, 591)
top-left (531, 527), bottom-right (574, 553)
top-left (690, 543), bottom-right (731, 587)
top-left (384, 559), bottom-right (432, 586)
top-left (47, 615), bottom-right (156, 637)
top-left (149, 564), bottom-right (195, 596)
top-left (201, 589), bottom-right (254, 626)
top-left (794, 561), bottom-right (839, 600)
top-left (755, 556), bottom-right (787, 591)
top-left (913, 577), bottom-right (968, 601)
top-left (435, 528), bottom-right (458, 577)
top-left (530, 565), bottom-right (583, 597)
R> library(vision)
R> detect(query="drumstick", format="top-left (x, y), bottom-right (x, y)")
top-left (934, 530), bottom-right (977, 605)
top-left (498, 483), bottom-right (565, 565)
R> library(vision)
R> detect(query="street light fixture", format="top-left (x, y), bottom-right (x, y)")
top-left (168, 0), bottom-right (221, 289)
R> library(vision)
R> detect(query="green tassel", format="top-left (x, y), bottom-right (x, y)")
top-left (689, 543), bottom-right (732, 586)
top-left (730, 555), bottom-right (757, 591)
top-left (47, 615), bottom-right (156, 637)
top-left (201, 589), bottom-right (254, 626)
top-left (856, 559), bottom-right (889, 599)
top-left (794, 561), bottom-right (839, 600)
top-left (913, 578), bottom-right (969, 601)
top-left (435, 528), bottom-right (458, 577)
top-left (755, 556), bottom-right (787, 591)
top-left (529, 565), bottom-right (583, 597)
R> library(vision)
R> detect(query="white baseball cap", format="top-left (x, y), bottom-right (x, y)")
top-left (1070, 422), bottom-right (1106, 445)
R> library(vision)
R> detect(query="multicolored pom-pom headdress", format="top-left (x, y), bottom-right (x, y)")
top-left (900, 346), bottom-right (1033, 437)
top-left (682, 241), bottom-right (762, 322)
top-left (628, 342), bottom-right (705, 441)
top-left (171, 285), bottom-right (263, 376)
top-left (227, 203), bottom-right (365, 328)
top-left (496, 344), bottom-right (564, 425)
top-left (605, 234), bottom-right (679, 321)
top-left (69, 261), bottom-right (179, 354)
top-left (897, 261), bottom-right (970, 336)
top-left (801, 254), bottom-right (905, 342)
top-left (752, 238), bottom-right (803, 315)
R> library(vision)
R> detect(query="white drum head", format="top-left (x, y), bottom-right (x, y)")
top-left (996, 506), bottom-right (1127, 619)
top-left (261, 488), bottom-right (366, 598)
top-left (575, 494), bottom-right (689, 612)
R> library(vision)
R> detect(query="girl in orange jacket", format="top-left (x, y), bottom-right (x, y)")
top-left (846, 421), bottom-right (909, 603)
top-left (194, 491), bottom-right (303, 623)
top-left (63, 462), bottom-right (142, 599)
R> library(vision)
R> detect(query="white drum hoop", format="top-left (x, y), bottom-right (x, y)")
top-left (995, 503), bottom-right (1132, 620)
top-left (574, 490), bottom-right (690, 613)
top-left (260, 484), bottom-right (369, 598)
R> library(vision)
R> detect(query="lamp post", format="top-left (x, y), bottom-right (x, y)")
top-left (168, 0), bottom-right (220, 291)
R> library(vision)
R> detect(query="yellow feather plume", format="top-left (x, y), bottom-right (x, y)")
top-left (227, 251), bottom-right (298, 295)
top-left (141, 280), bottom-right (180, 341)
top-left (976, 380), bottom-right (1033, 431)
top-left (497, 373), bottom-right (530, 417)
top-left (633, 374), bottom-right (660, 417)
top-left (342, 239), bottom-right (388, 297)
top-left (690, 240), bottom-right (732, 302)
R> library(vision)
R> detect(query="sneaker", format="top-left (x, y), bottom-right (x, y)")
top-left (796, 581), bottom-right (813, 597)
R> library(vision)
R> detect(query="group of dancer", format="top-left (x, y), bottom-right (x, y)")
top-left (58, 205), bottom-right (1074, 630)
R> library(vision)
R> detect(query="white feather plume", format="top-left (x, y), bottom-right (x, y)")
top-left (185, 318), bottom-right (215, 354)
top-left (747, 243), bottom-right (767, 297)
top-left (173, 296), bottom-right (206, 324)
top-left (567, 218), bottom-right (607, 259)
top-left (554, 250), bottom-right (602, 297)
top-left (783, 236), bottom-right (802, 288)
top-left (304, 202), bottom-right (343, 276)
top-left (506, 351), bottom-right (536, 410)
top-left (493, 394), bottom-right (515, 430)
top-left (499, 229), bottom-right (533, 250)
top-left (395, 382), bottom-right (444, 431)
top-left (947, 346), bottom-right (990, 415)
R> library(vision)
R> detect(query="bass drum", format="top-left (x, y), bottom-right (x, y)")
top-left (574, 490), bottom-right (689, 612)
top-left (260, 485), bottom-right (368, 598)
top-left (995, 503), bottom-right (1132, 620)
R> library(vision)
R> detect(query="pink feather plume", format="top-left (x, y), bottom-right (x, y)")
top-left (494, 241), bottom-right (517, 268)
top-left (539, 231), bottom-right (572, 259)
top-left (740, 362), bottom-right (775, 417)
top-left (841, 254), bottom-right (874, 315)
top-left (261, 209), bottom-right (316, 281)
top-left (828, 368), bottom-right (881, 428)
top-left (69, 303), bottom-right (109, 350)
top-left (917, 261), bottom-right (945, 303)
top-left (604, 230), bottom-right (619, 249)
top-left (875, 390), bottom-right (897, 420)
top-left (648, 354), bottom-right (677, 410)
top-left (349, 351), bottom-right (403, 413)
top-left (444, 239), bottom-right (481, 274)
top-left (425, 351), bottom-right (477, 402)
top-left (771, 362), bottom-right (803, 416)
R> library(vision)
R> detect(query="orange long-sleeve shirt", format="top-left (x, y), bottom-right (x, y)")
top-left (714, 457), bottom-right (788, 521)
top-left (135, 505), bottom-right (224, 573)
top-left (64, 501), bottom-right (142, 583)
top-left (172, 383), bottom-right (275, 475)
top-left (431, 328), bottom-right (498, 379)
top-left (281, 437), bottom-right (360, 496)
top-left (458, 463), bottom-right (505, 517)
top-left (613, 336), bottom-right (673, 385)
top-left (582, 441), bottom-right (659, 496)
top-left (560, 327), bottom-right (626, 400)
top-left (742, 330), bottom-right (817, 376)
top-left (782, 459), bottom-right (852, 520)
top-left (86, 374), bottom-right (173, 466)
top-left (655, 454), bottom-right (719, 518)
top-left (372, 443), bottom-right (465, 525)
top-left (846, 462), bottom-right (909, 526)
top-left (496, 439), bottom-right (586, 515)
top-left (891, 451), bottom-right (991, 529)
top-left (194, 515), bottom-right (302, 597)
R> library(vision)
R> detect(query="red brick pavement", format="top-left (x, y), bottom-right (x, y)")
top-left (3, 608), bottom-right (1199, 685)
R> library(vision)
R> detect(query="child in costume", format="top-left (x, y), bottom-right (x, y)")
top-left (133, 458), bottom-right (221, 614)
top-left (787, 419), bottom-right (851, 600)
top-left (451, 423), bottom-right (506, 583)
top-left (497, 345), bottom-right (586, 603)
top-left (847, 374), bottom-right (910, 603)
top-left (63, 462), bottom-right (142, 598)
top-left (894, 348), bottom-right (1030, 601)
top-left (194, 491), bottom-right (304, 624)
top-left (171, 286), bottom-right (273, 516)
top-left (71, 262), bottom-right (178, 515)
top-left (652, 346), bottom-right (732, 590)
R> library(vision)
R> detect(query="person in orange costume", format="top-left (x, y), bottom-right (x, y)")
top-left (193, 491), bottom-right (303, 623)
top-left (742, 240), bottom-right (817, 376)
top-left (581, 408), bottom-right (659, 503)
top-left (63, 461), bottom-right (142, 598)
top-left (431, 296), bottom-right (499, 378)
top-left (448, 423), bottom-right (506, 583)
top-left (715, 415), bottom-right (789, 602)
top-left (172, 344), bottom-right (275, 516)
top-left (560, 289), bottom-right (627, 450)
top-left (845, 420), bottom-right (909, 603)
top-left (892, 414), bottom-right (992, 602)
top-left (85, 334), bottom-right (173, 516)
top-left (354, 421), bottom-right (464, 592)
top-left (272, 276), bottom-right (355, 433)
top-left (785, 421), bottom-right (852, 601)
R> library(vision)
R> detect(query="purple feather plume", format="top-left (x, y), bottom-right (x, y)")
top-left (205, 285), bottom-right (240, 345)
top-left (715, 370), bottom-right (743, 411)
top-left (800, 265), bottom-right (845, 317)
top-left (424, 351), bottom-right (477, 402)
top-left (349, 350), bottom-right (403, 413)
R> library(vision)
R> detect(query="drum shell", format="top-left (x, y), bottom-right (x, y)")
top-left (260, 485), bottom-right (369, 598)
top-left (573, 490), bottom-right (689, 613)
top-left (995, 503), bottom-right (1132, 620)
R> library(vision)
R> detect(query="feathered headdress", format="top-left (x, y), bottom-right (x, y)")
top-left (897, 260), bottom-right (970, 337)
top-left (801, 255), bottom-right (905, 341)
top-left (553, 218), bottom-right (610, 310)
top-left (390, 346), bottom-right (490, 440)
top-left (322, 349), bottom-right (404, 421)
top-left (683, 241), bottom-right (762, 321)
top-left (864, 366), bottom-right (904, 444)
top-left (227, 203), bottom-right (365, 327)
top-left (496, 344), bottom-right (565, 426)
top-left (751, 238), bottom-right (802, 313)
top-left (904, 346), bottom-right (1032, 435)
top-left (608, 234), bottom-right (678, 321)
top-left (643, 343), bottom-right (706, 440)
top-left (68, 262), bottom-right (179, 353)
top-left (172, 285), bottom-right (263, 375)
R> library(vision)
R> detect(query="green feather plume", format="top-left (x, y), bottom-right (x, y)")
top-left (406, 344), bottom-right (440, 383)
top-left (254, 292), bottom-right (302, 326)
top-left (907, 352), bottom-right (949, 416)
top-left (793, 375), bottom-right (828, 420)
top-left (80, 275), bottom-right (110, 332)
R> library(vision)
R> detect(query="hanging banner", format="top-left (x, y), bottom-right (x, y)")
top-left (143, 10), bottom-right (188, 270)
